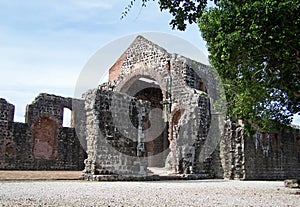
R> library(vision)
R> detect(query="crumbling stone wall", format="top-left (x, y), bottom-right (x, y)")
top-left (0, 94), bottom-right (86, 170)
top-left (93, 35), bottom-right (300, 180)
top-left (83, 89), bottom-right (150, 178)
top-left (0, 98), bottom-right (17, 167)
top-left (0, 98), bottom-right (14, 122)
top-left (3, 35), bottom-right (298, 181)
top-left (219, 119), bottom-right (245, 179)
top-left (219, 119), bottom-right (300, 180)
top-left (102, 36), bottom-right (218, 177)
top-left (243, 127), bottom-right (300, 180)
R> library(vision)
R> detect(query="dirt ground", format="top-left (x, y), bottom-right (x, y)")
top-left (0, 170), bottom-right (82, 180)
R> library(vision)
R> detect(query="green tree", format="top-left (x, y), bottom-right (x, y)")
top-left (124, 0), bottom-right (300, 131)
top-left (122, 0), bottom-right (213, 30)
top-left (200, 0), bottom-right (300, 130)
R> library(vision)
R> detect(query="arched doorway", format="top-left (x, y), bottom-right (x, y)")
top-left (123, 76), bottom-right (170, 167)
top-left (171, 110), bottom-right (183, 141)
top-left (167, 109), bottom-right (184, 172)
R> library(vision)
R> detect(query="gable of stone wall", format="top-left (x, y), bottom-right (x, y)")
top-left (105, 36), bottom-right (223, 176)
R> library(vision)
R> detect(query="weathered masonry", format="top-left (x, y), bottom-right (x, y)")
top-left (0, 35), bottom-right (299, 180)
top-left (221, 120), bottom-right (300, 180)
top-left (0, 95), bottom-right (86, 170)
top-left (81, 36), bottom-right (220, 180)
top-left (80, 36), bottom-right (300, 180)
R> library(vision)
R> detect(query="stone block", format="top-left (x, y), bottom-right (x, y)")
top-left (284, 179), bottom-right (300, 188)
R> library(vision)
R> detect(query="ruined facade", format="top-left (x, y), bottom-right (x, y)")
top-left (1, 36), bottom-right (299, 180)
top-left (0, 95), bottom-right (86, 170)
top-left (80, 36), bottom-right (220, 180)
top-left (80, 36), bottom-right (300, 180)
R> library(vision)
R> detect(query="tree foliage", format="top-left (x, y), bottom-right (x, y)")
top-left (199, 0), bottom-right (300, 130)
top-left (124, 0), bottom-right (300, 131)
top-left (122, 0), bottom-right (215, 30)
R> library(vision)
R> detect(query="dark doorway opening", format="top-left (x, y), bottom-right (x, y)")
top-left (126, 77), bottom-right (169, 167)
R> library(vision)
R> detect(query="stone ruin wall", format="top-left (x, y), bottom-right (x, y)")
top-left (103, 36), bottom-right (300, 180)
top-left (81, 86), bottom-right (214, 179)
top-left (1, 35), bottom-right (299, 181)
top-left (243, 127), bottom-right (300, 180)
top-left (0, 94), bottom-right (86, 170)
top-left (82, 89), bottom-right (151, 179)
top-left (104, 36), bottom-right (216, 177)
top-left (220, 119), bottom-right (300, 180)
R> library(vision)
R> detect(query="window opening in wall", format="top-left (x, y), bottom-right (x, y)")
top-left (63, 108), bottom-right (72, 127)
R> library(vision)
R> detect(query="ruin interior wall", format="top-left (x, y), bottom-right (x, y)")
top-left (243, 127), bottom-right (300, 180)
top-left (83, 89), bottom-right (150, 178)
top-left (219, 119), bottom-right (300, 180)
top-left (0, 95), bottom-right (86, 170)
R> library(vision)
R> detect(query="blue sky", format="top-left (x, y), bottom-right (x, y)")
top-left (0, 0), bottom-right (208, 122)
top-left (0, 0), bottom-right (299, 126)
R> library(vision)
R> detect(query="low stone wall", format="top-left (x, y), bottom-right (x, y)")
top-left (244, 127), bottom-right (300, 180)
top-left (219, 119), bottom-right (300, 180)
top-left (0, 95), bottom-right (86, 170)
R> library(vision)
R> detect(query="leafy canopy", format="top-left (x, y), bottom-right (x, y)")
top-left (123, 0), bottom-right (300, 131)
top-left (200, 0), bottom-right (300, 130)
top-left (122, 0), bottom-right (215, 30)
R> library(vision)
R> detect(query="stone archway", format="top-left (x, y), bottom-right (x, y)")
top-left (164, 109), bottom-right (185, 172)
top-left (82, 35), bottom-right (225, 179)
top-left (120, 75), bottom-right (170, 167)
top-left (171, 110), bottom-right (183, 140)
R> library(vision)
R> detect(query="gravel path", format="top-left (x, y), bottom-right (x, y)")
top-left (0, 180), bottom-right (299, 206)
